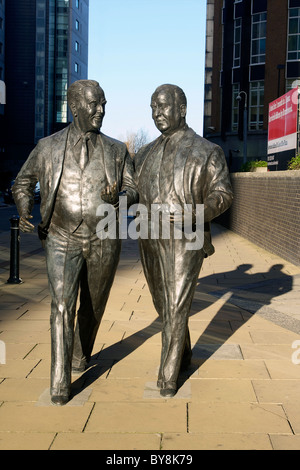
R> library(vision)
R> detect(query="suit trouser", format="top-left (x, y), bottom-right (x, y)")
top-left (45, 225), bottom-right (121, 396)
top-left (139, 234), bottom-right (204, 390)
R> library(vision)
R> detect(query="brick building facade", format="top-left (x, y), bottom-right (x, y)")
top-left (204, 0), bottom-right (300, 171)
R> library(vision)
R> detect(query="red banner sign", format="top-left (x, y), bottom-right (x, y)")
top-left (268, 88), bottom-right (298, 154)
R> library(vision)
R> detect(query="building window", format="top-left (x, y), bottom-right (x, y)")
top-left (75, 40), bottom-right (79, 52)
top-left (75, 62), bottom-right (79, 73)
top-left (288, 8), bottom-right (300, 61)
top-left (251, 12), bottom-right (267, 64)
top-left (287, 78), bottom-right (300, 91)
top-left (76, 0), bottom-right (79, 8)
top-left (75, 19), bottom-right (79, 31)
top-left (233, 18), bottom-right (242, 68)
top-left (56, 80), bottom-right (68, 123)
top-left (232, 84), bottom-right (240, 131)
top-left (249, 81), bottom-right (264, 130)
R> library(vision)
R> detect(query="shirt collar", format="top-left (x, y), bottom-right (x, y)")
top-left (69, 123), bottom-right (99, 148)
top-left (159, 124), bottom-right (189, 146)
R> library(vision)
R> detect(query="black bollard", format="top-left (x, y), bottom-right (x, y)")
top-left (7, 215), bottom-right (23, 284)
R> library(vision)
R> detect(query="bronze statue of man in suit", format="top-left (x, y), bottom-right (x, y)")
top-left (134, 84), bottom-right (233, 397)
top-left (12, 80), bottom-right (137, 405)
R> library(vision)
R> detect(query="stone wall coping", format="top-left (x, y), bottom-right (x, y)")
top-left (230, 171), bottom-right (300, 178)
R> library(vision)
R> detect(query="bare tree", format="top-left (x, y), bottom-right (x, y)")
top-left (125, 128), bottom-right (149, 157)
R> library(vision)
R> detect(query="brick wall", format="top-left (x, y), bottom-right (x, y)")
top-left (217, 171), bottom-right (300, 266)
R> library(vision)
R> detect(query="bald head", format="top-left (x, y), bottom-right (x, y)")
top-left (151, 84), bottom-right (187, 108)
top-left (150, 84), bottom-right (187, 136)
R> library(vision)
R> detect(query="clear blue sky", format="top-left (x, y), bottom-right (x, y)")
top-left (88, 0), bottom-right (207, 142)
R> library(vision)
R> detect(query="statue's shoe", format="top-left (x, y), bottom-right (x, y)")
top-left (160, 388), bottom-right (177, 398)
top-left (72, 361), bottom-right (87, 374)
top-left (51, 395), bottom-right (69, 406)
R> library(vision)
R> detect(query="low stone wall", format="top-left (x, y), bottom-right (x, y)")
top-left (216, 170), bottom-right (300, 266)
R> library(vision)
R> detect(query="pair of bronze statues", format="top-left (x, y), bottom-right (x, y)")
top-left (12, 80), bottom-right (233, 405)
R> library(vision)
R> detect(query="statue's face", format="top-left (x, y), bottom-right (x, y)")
top-left (151, 90), bottom-right (185, 136)
top-left (75, 86), bottom-right (106, 133)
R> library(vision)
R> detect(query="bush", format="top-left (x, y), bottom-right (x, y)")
top-left (240, 160), bottom-right (268, 172)
top-left (287, 154), bottom-right (300, 170)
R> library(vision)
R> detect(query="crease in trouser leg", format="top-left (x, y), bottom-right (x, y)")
top-left (50, 300), bottom-right (75, 401)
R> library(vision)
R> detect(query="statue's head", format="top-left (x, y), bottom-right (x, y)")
top-left (150, 84), bottom-right (187, 136)
top-left (67, 80), bottom-right (106, 133)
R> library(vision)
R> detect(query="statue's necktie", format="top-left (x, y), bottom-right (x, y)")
top-left (79, 135), bottom-right (89, 170)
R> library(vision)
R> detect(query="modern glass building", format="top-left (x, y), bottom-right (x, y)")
top-left (204, 0), bottom-right (300, 171)
top-left (34, 0), bottom-right (88, 139)
top-left (1, 0), bottom-right (89, 179)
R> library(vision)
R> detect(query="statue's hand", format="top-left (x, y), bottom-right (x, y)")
top-left (19, 215), bottom-right (35, 233)
top-left (101, 182), bottom-right (119, 206)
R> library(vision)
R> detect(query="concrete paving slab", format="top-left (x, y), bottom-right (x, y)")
top-left (192, 343), bottom-right (243, 360)
top-left (85, 401), bottom-right (188, 434)
top-left (270, 434), bottom-right (300, 450)
top-left (0, 377), bottom-right (49, 401)
top-left (190, 378), bottom-right (257, 403)
top-left (89, 377), bottom-right (153, 402)
top-left (0, 432), bottom-right (55, 450)
top-left (0, 401), bottom-right (94, 432)
top-left (0, 359), bottom-right (43, 379)
top-left (36, 387), bottom-right (92, 407)
top-left (196, 359), bottom-right (270, 379)
top-left (188, 402), bottom-right (291, 434)
top-left (264, 360), bottom-right (300, 379)
top-left (161, 432), bottom-right (273, 450)
top-left (1, 222), bottom-right (300, 449)
top-left (282, 402), bottom-right (300, 433)
top-left (252, 379), bottom-right (300, 403)
top-left (143, 381), bottom-right (191, 399)
top-left (51, 432), bottom-right (162, 450)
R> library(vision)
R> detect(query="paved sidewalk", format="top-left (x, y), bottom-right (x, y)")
top-left (0, 221), bottom-right (300, 450)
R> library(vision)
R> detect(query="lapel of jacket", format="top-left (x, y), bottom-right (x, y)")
top-left (51, 126), bottom-right (70, 191)
top-left (99, 133), bottom-right (117, 187)
top-left (173, 127), bottom-right (196, 206)
top-left (42, 126), bottom-right (69, 227)
top-left (135, 137), bottom-right (161, 180)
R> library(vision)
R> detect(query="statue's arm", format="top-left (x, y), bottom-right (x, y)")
top-left (101, 146), bottom-right (138, 208)
top-left (120, 149), bottom-right (138, 207)
top-left (203, 146), bottom-right (234, 223)
top-left (12, 144), bottom-right (41, 232)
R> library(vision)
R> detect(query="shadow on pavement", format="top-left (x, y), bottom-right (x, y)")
top-left (72, 263), bottom-right (293, 397)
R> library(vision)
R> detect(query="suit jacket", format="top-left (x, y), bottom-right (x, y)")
top-left (12, 124), bottom-right (137, 236)
top-left (134, 126), bottom-right (233, 256)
